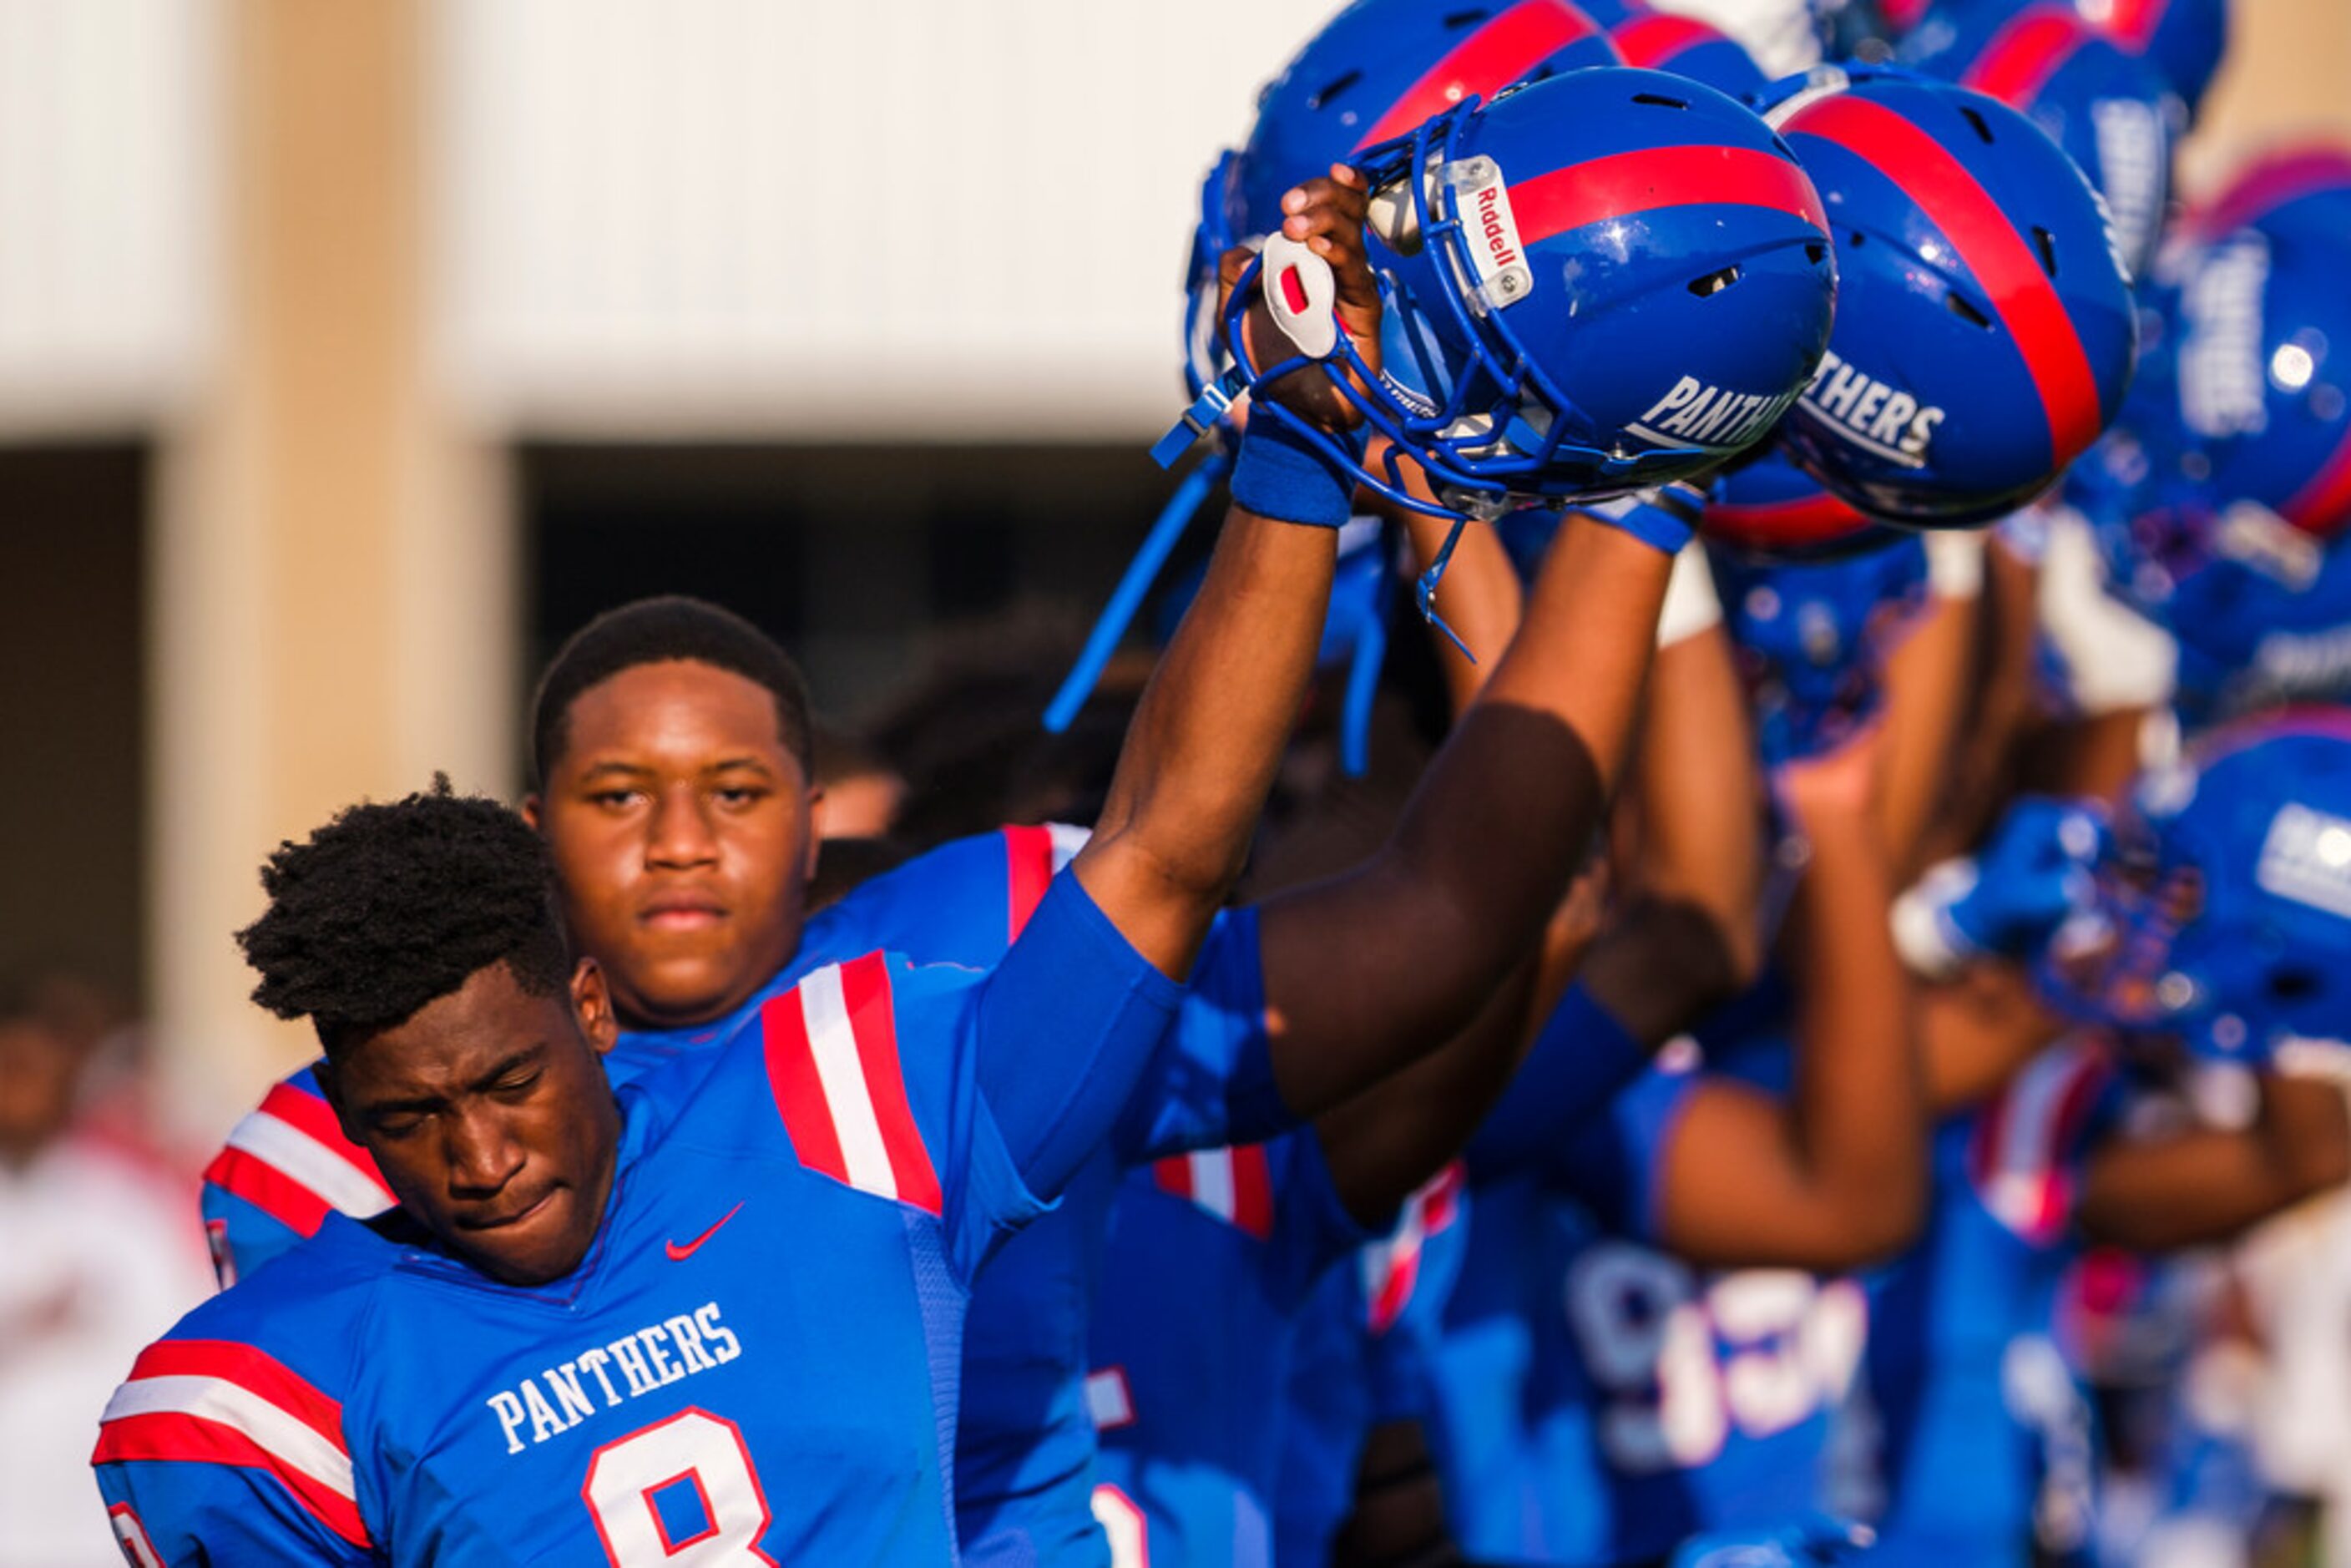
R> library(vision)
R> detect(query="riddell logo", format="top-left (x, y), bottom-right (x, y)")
top-left (1626, 377), bottom-right (1802, 451)
top-left (1462, 178), bottom-right (1534, 308)
top-left (1796, 351), bottom-right (1944, 468)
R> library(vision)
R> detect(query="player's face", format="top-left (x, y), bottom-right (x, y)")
top-left (529, 660), bottom-right (822, 1031)
top-left (326, 959), bottom-right (622, 1287)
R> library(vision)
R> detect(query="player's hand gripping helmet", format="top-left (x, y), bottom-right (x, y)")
top-left (1902, 3), bottom-right (2181, 278)
top-left (2037, 710), bottom-right (2351, 1064)
top-left (1767, 68), bottom-right (2139, 526)
top-left (1185, 0), bottom-right (1625, 405)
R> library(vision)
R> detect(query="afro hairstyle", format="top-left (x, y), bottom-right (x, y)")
top-left (235, 777), bottom-right (574, 1056)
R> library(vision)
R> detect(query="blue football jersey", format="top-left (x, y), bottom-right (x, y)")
top-left (96, 878), bottom-right (1178, 1565)
top-left (196, 825), bottom-right (1051, 1285)
top-left (193, 822), bottom-right (1287, 1567)
top-left (1855, 1039), bottom-right (2123, 1567)
top-left (1273, 1164), bottom-right (1469, 1567)
top-left (1428, 1029), bottom-right (1869, 1565)
top-left (1084, 1134), bottom-right (1371, 1568)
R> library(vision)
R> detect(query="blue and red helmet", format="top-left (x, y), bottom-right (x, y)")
top-left (2038, 709), bottom-right (2351, 1063)
top-left (2168, 194), bottom-right (2351, 541)
top-left (1573, 0), bottom-right (1772, 99)
top-left (1186, 0), bottom-right (1624, 402)
top-left (1902, 3), bottom-right (2181, 277)
top-left (1712, 530), bottom-right (1933, 764)
top-left (1703, 447), bottom-right (1898, 559)
top-left (1768, 68), bottom-right (2138, 525)
top-left (2187, 143), bottom-right (2351, 247)
top-left (2080, 0), bottom-right (2228, 122)
top-left (1332, 67), bottom-right (1838, 511)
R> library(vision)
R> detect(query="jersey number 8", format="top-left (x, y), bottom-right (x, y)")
top-left (584, 1409), bottom-right (780, 1566)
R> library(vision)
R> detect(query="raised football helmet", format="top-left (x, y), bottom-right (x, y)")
top-left (1767, 67), bottom-right (2138, 525)
top-left (1175, 68), bottom-right (1836, 515)
top-left (1902, 2), bottom-right (2181, 277)
top-left (2038, 709), bottom-right (2351, 1062)
top-left (1574, 0), bottom-right (1772, 99)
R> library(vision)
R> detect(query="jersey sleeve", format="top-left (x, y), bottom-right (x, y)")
top-left (197, 1068), bottom-right (396, 1291)
top-left (92, 1337), bottom-right (377, 1566)
top-left (1112, 903), bottom-right (1293, 1162)
top-left (972, 868), bottom-right (1187, 1206)
top-left (1542, 1060), bottom-right (1697, 1244)
top-left (1467, 982), bottom-right (1651, 1181)
top-left (1967, 1037), bottom-right (2125, 1247)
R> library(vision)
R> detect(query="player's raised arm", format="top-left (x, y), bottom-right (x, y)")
top-left (2075, 1074), bottom-right (2351, 1252)
top-left (1252, 490), bottom-right (1684, 1120)
top-left (1065, 169), bottom-right (1377, 982)
top-left (1652, 729), bottom-right (1929, 1270)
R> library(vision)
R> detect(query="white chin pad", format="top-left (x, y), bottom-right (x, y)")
top-left (1258, 233), bottom-right (1340, 362)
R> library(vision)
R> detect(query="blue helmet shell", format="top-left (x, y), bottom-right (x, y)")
top-left (1704, 446), bottom-right (1900, 559)
top-left (1574, 0), bottom-right (1772, 99)
top-left (1351, 66), bottom-right (1837, 508)
top-left (1770, 68), bottom-right (2138, 525)
top-left (1901, 1), bottom-right (2182, 277)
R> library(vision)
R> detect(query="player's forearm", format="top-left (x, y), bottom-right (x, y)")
top-left (1259, 515), bottom-right (1667, 1113)
top-left (1398, 500), bottom-right (1524, 716)
top-left (1782, 812), bottom-right (1924, 1256)
top-left (1079, 508), bottom-right (1335, 977)
top-left (1626, 623), bottom-right (1764, 1000)
top-left (2080, 1077), bottom-right (2351, 1252)
top-left (1875, 589), bottom-right (1975, 880)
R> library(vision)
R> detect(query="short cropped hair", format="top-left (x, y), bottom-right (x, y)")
top-left (531, 597), bottom-right (814, 788)
top-left (236, 778), bottom-right (572, 1057)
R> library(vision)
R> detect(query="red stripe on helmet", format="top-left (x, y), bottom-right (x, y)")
top-left (1786, 92), bottom-right (2106, 468)
top-left (2191, 145), bottom-right (2351, 240)
top-left (2098, 0), bottom-right (2166, 51)
top-left (1609, 13), bottom-right (1716, 68)
top-left (2282, 426), bottom-right (2351, 537)
top-left (1508, 143), bottom-right (1829, 245)
top-left (1961, 5), bottom-right (2092, 107)
top-left (1706, 492), bottom-right (1870, 550)
top-left (1355, 0), bottom-right (1608, 149)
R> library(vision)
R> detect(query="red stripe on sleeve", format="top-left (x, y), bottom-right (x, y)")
top-left (200, 1147), bottom-right (333, 1238)
top-left (1786, 93), bottom-right (2106, 468)
top-left (123, 1340), bottom-right (350, 1447)
top-left (760, 989), bottom-right (852, 1187)
top-left (837, 953), bottom-right (943, 1216)
top-left (1002, 823), bottom-right (1054, 940)
top-left (2282, 429), bottom-right (2351, 537)
top-left (1961, 6), bottom-right (2091, 107)
top-left (1509, 144), bottom-right (1830, 246)
top-left (1609, 13), bottom-right (1716, 69)
top-left (1355, 0), bottom-right (1605, 149)
top-left (257, 1085), bottom-right (394, 1203)
top-left (1151, 1155), bottom-right (1194, 1201)
top-left (1229, 1144), bottom-right (1275, 1240)
top-left (93, 1414), bottom-right (371, 1549)
top-left (1368, 1247), bottom-right (1422, 1333)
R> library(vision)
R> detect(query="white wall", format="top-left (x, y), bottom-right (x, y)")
top-left (0, 0), bottom-right (218, 434)
top-left (434, 0), bottom-right (1338, 442)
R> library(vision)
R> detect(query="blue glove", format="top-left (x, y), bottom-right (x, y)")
top-left (1895, 796), bottom-right (2106, 977)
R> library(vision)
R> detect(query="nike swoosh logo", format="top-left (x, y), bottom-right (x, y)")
top-left (665, 1201), bottom-right (746, 1262)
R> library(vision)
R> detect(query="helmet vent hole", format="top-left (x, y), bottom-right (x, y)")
top-left (1945, 291), bottom-right (1993, 329)
top-left (2032, 225), bottom-right (2060, 277)
top-left (1846, 230), bottom-right (1866, 248)
top-left (2270, 968), bottom-right (2322, 1002)
top-left (1308, 70), bottom-right (1362, 111)
top-left (1959, 106), bottom-right (1996, 143)
top-left (1631, 92), bottom-right (1690, 109)
top-left (1443, 8), bottom-right (1494, 28)
top-left (1805, 242), bottom-right (1828, 266)
top-left (1689, 265), bottom-right (1742, 297)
